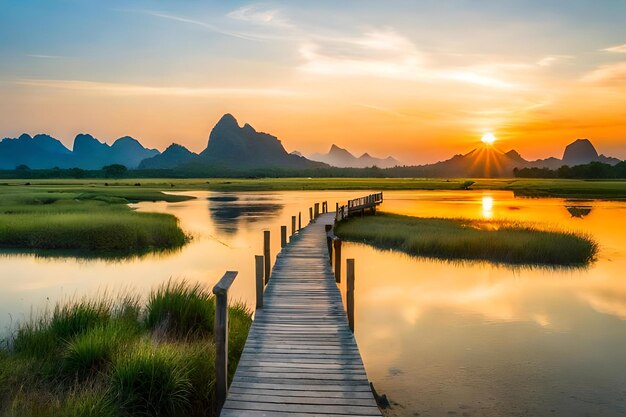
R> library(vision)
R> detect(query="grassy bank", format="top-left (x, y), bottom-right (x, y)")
top-left (0, 187), bottom-right (193, 256)
top-left (335, 213), bottom-right (598, 266)
top-left (1, 178), bottom-right (625, 199)
top-left (0, 280), bottom-right (252, 417)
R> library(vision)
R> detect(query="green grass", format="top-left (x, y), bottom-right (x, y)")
top-left (0, 187), bottom-right (191, 257)
top-left (145, 280), bottom-right (215, 338)
top-left (0, 281), bottom-right (252, 417)
top-left (1, 177), bottom-right (625, 199)
top-left (335, 212), bottom-right (598, 266)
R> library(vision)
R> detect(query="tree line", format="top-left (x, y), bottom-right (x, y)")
top-left (513, 161), bottom-right (626, 179)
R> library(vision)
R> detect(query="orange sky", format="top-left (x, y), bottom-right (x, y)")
top-left (1, 1), bottom-right (625, 164)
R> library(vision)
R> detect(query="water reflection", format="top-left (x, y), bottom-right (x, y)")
top-left (208, 194), bottom-right (284, 234)
top-left (566, 205), bottom-right (593, 218)
top-left (338, 192), bottom-right (626, 417)
top-left (1, 190), bottom-right (626, 417)
top-left (481, 195), bottom-right (494, 218)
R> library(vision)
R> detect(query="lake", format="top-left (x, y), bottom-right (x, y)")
top-left (1, 190), bottom-right (625, 416)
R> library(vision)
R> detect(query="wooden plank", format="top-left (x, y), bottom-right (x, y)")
top-left (222, 212), bottom-right (382, 416)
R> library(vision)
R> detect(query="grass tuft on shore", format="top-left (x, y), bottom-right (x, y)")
top-left (0, 188), bottom-right (190, 257)
top-left (146, 280), bottom-right (215, 338)
top-left (0, 281), bottom-right (252, 417)
top-left (335, 213), bottom-right (598, 266)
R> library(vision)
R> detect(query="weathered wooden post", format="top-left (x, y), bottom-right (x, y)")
top-left (212, 271), bottom-right (238, 415)
top-left (325, 225), bottom-right (333, 264)
top-left (334, 238), bottom-right (342, 283)
top-left (298, 212), bottom-right (302, 230)
top-left (309, 207), bottom-right (313, 223)
top-left (255, 255), bottom-right (264, 310)
top-left (263, 230), bottom-right (270, 284)
top-left (291, 215), bottom-right (296, 236)
top-left (347, 259), bottom-right (355, 333)
top-left (314, 202), bottom-right (320, 218)
top-left (336, 202), bottom-right (339, 213)
top-left (281, 225), bottom-right (287, 248)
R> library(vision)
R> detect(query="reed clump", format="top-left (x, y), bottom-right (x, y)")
top-left (0, 188), bottom-right (190, 257)
top-left (0, 280), bottom-right (252, 417)
top-left (335, 213), bottom-right (598, 266)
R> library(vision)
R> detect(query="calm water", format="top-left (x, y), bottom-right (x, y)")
top-left (1, 190), bottom-right (626, 416)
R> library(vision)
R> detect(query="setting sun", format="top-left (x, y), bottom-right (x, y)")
top-left (481, 133), bottom-right (497, 145)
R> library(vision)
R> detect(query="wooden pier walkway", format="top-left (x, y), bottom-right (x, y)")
top-left (221, 212), bottom-right (382, 417)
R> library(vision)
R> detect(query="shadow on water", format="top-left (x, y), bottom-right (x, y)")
top-left (0, 245), bottom-right (186, 262)
top-left (208, 194), bottom-right (284, 234)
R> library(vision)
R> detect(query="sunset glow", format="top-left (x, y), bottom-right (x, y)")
top-left (1, 2), bottom-right (626, 163)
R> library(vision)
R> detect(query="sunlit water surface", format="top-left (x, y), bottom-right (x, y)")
top-left (1, 190), bottom-right (625, 417)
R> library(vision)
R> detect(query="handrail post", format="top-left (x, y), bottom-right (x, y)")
top-left (314, 203), bottom-right (320, 219)
top-left (263, 231), bottom-right (270, 284)
top-left (333, 239), bottom-right (342, 283)
top-left (347, 259), bottom-right (355, 333)
top-left (255, 255), bottom-right (264, 310)
top-left (291, 215), bottom-right (296, 236)
top-left (298, 212), bottom-right (302, 230)
top-left (281, 225), bottom-right (287, 248)
top-left (212, 271), bottom-right (239, 415)
top-left (309, 207), bottom-right (313, 223)
top-left (325, 225), bottom-right (333, 264)
top-left (336, 202), bottom-right (339, 213)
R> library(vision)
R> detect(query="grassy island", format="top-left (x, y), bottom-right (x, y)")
top-left (335, 213), bottom-right (598, 266)
top-left (0, 186), bottom-right (194, 257)
top-left (0, 281), bottom-right (252, 417)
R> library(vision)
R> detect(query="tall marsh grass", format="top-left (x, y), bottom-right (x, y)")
top-left (0, 188), bottom-right (188, 256)
top-left (336, 213), bottom-right (598, 266)
top-left (0, 281), bottom-right (252, 417)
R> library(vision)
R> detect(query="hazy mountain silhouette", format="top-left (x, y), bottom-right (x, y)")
top-left (561, 139), bottom-right (619, 166)
top-left (0, 133), bottom-right (159, 169)
top-left (419, 145), bottom-right (523, 177)
top-left (0, 134), bottom-right (74, 169)
top-left (415, 138), bottom-right (621, 177)
top-left (309, 144), bottom-right (400, 168)
top-left (0, 122), bottom-right (620, 176)
top-left (139, 143), bottom-right (197, 169)
top-left (194, 114), bottom-right (324, 169)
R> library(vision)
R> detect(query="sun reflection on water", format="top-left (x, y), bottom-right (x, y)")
top-left (481, 195), bottom-right (494, 218)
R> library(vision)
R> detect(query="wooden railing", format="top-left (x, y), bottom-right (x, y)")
top-left (336, 192), bottom-right (383, 222)
top-left (211, 271), bottom-right (239, 414)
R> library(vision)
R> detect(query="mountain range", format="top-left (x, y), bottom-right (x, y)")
top-left (0, 113), bottom-right (622, 176)
top-left (415, 138), bottom-right (620, 177)
top-left (0, 133), bottom-right (158, 169)
top-left (309, 144), bottom-right (400, 168)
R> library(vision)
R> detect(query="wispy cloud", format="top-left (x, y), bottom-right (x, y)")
top-left (603, 43), bottom-right (626, 53)
top-left (298, 29), bottom-right (518, 89)
top-left (581, 62), bottom-right (626, 85)
top-left (15, 79), bottom-right (295, 97)
top-left (25, 54), bottom-right (62, 59)
top-left (536, 55), bottom-right (571, 67)
top-left (120, 9), bottom-right (262, 41)
top-left (227, 4), bottom-right (292, 29)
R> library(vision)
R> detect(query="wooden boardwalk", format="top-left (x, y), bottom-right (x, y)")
top-left (221, 212), bottom-right (382, 417)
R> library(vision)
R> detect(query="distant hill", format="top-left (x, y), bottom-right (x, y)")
top-left (193, 114), bottom-right (325, 169)
top-left (309, 144), bottom-right (400, 168)
top-left (416, 145), bottom-right (523, 177)
top-left (0, 121), bottom-right (620, 177)
top-left (0, 133), bottom-right (159, 169)
top-left (0, 134), bottom-right (74, 169)
top-left (413, 138), bottom-right (622, 177)
top-left (139, 144), bottom-right (197, 169)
